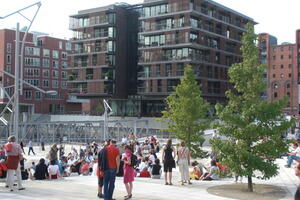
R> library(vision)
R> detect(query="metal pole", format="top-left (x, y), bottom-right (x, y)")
top-left (13, 23), bottom-right (20, 142)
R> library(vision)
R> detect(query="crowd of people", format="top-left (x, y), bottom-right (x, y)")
top-left (0, 134), bottom-right (225, 199)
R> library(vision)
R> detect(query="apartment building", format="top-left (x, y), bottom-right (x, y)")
top-left (137, 0), bottom-right (254, 116)
top-left (68, 3), bottom-right (139, 114)
top-left (259, 31), bottom-right (300, 115)
top-left (69, 0), bottom-right (255, 117)
top-left (0, 29), bottom-right (76, 116)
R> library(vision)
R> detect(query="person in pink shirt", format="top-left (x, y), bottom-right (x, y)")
top-left (4, 135), bottom-right (25, 191)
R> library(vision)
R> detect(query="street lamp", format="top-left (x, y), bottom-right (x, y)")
top-left (0, 1), bottom-right (41, 142)
top-left (103, 99), bottom-right (112, 140)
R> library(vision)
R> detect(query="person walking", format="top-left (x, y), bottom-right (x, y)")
top-left (97, 139), bottom-right (110, 199)
top-left (162, 139), bottom-right (176, 185)
top-left (20, 141), bottom-right (25, 154)
top-left (40, 138), bottom-right (45, 151)
top-left (28, 140), bottom-right (35, 155)
top-left (103, 140), bottom-right (120, 200)
top-left (177, 141), bottom-right (191, 185)
top-left (4, 135), bottom-right (25, 191)
top-left (123, 145), bottom-right (135, 200)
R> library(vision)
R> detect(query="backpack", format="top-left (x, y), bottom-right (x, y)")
top-left (130, 154), bottom-right (138, 167)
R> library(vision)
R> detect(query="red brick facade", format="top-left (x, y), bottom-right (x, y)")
top-left (0, 29), bottom-right (81, 114)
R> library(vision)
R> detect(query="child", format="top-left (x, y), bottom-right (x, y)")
top-left (190, 161), bottom-right (202, 180)
top-left (139, 167), bottom-right (151, 178)
top-left (48, 160), bottom-right (59, 179)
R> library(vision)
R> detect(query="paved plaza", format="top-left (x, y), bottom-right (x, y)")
top-left (0, 145), bottom-right (298, 200)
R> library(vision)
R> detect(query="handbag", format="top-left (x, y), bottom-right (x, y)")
top-left (6, 155), bottom-right (19, 170)
top-left (171, 159), bottom-right (176, 168)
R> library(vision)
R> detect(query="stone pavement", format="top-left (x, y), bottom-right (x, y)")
top-left (0, 145), bottom-right (298, 200)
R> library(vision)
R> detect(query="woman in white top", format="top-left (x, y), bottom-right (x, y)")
top-left (177, 141), bottom-right (191, 185)
top-left (48, 160), bottom-right (59, 179)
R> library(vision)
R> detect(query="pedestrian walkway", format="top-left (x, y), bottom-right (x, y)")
top-left (0, 145), bottom-right (297, 200)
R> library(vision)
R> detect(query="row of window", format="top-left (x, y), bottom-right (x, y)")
top-left (25, 47), bottom-right (68, 59)
top-left (24, 69), bottom-right (67, 79)
top-left (24, 79), bottom-right (67, 89)
top-left (25, 58), bottom-right (68, 68)
top-left (272, 54), bottom-right (292, 60)
top-left (272, 73), bottom-right (292, 78)
top-left (24, 91), bottom-right (63, 100)
top-left (272, 64), bottom-right (293, 69)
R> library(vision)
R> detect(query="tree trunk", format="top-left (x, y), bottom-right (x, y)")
top-left (247, 175), bottom-right (253, 192)
top-left (187, 131), bottom-right (191, 151)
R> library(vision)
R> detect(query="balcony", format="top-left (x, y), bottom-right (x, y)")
top-left (69, 88), bottom-right (88, 94)
top-left (86, 74), bottom-right (93, 80)
top-left (69, 18), bottom-right (109, 30)
top-left (70, 47), bottom-right (107, 56)
top-left (71, 32), bottom-right (109, 42)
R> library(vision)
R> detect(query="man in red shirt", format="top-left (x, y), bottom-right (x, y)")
top-left (103, 140), bottom-right (120, 200)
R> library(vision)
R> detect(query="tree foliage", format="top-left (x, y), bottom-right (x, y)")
top-left (161, 65), bottom-right (209, 158)
top-left (212, 24), bottom-right (294, 192)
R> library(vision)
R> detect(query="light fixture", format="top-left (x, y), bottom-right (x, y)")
top-left (7, 107), bottom-right (12, 113)
top-left (0, 117), bottom-right (8, 126)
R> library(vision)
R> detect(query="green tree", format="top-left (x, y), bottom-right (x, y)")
top-left (212, 24), bottom-right (293, 192)
top-left (161, 65), bottom-right (209, 158)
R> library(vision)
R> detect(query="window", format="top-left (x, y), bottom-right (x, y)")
top-left (156, 65), bottom-right (160, 76)
top-left (43, 59), bottom-right (50, 67)
top-left (43, 80), bottom-right (49, 87)
top-left (6, 55), bottom-right (11, 64)
top-left (35, 91), bottom-right (41, 100)
top-left (289, 55), bottom-right (292, 59)
top-left (61, 61), bottom-right (68, 68)
top-left (43, 70), bottom-right (49, 77)
top-left (272, 74), bottom-right (275, 78)
top-left (6, 65), bottom-right (11, 73)
top-left (273, 84), bottom-right (278, 89)
top-left (281, 65), bottom-right (284, 69)
top-left (176, 63), bottom-right (184, 76)
top-left (108, 27), bottom-right (116, 38)
top-left (43, 49), bottom-right (50, 57)
top-left (61, 71), bottom-right (67, 79)
top-left (280, 73), bottom-right (284, 78)
top-left (165, 64), bottom-right (172, 76)
top-left (52, 61), bottom-right (59, 68)
top-left (287, 83), bottom-right (291, 88)
top-left (66, 42), bottom-right (72, 51)
top-left (52, 70), bottom-right (59, 78)
top-left (289, 73), bottom-right (292, 78)
top-left (281, 55), bottom-right (284, 59)
top-left (287, 92), bottom-right (291, 97)
top-left (25, 57), bottom-right (40, 66)
top-left (6, 43), bottom-right (11, 53)
top-left (25, 79), bottom-right (39, 86)
top-left (25, 47), bottom-right (40, 56)
top-left (61, 52), bottom-right (67, 59)
top-left (59, 41), bottom-right (63, 49)
top-left (107, 41), bottom-right (116, 52)
top-left (24, 90), bottom-right (32, 100)
top-left (52, 80), bottom-right (59, 88)
top-left (61, 81), bottom-right (67, 89)
top-left (274, 92), bottom-right (278, 98)
top-left (52, 50), bottom-right (59, 58)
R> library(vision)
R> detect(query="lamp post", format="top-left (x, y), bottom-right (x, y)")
top-left (0, 2), bottom-right (41, 142)
top-left (103, 99), bottom-right (112, 140)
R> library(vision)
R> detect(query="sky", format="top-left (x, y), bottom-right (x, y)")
top-left (0, 0), bottom-right (299, 44)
